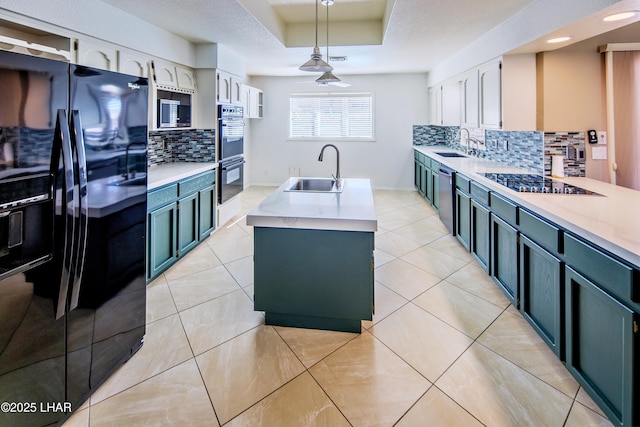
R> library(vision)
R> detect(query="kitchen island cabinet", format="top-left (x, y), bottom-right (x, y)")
top-left (146, 163), bottom-right (216, 281)
top-left (247, 178), bottom-right (377, 333)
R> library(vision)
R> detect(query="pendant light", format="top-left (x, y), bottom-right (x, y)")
top-left (316, 0), bottom-right (341, 85)
top-left (299, 0), bottom-right (333, 72)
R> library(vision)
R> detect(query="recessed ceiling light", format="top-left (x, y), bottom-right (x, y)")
top-left (547, 36), bottom-right (572, 44)
top-left (603, 11), bottom-right (637, 22)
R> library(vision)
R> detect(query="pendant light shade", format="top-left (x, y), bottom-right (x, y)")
top-left (299, 0), bottom-right (333, 72)
top-left (316, 71), bottom-right (341, 85)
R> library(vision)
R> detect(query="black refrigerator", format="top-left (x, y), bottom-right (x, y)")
top-left (0, 50), bottom-right (148, 426)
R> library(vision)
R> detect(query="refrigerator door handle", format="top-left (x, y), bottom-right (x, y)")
top-left (69, 110), bottom-right (89, 311)
top-left (53, 109), bottom-right (76, 320)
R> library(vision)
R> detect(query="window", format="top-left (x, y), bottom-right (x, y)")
top-left (289, 92), bottom-right (374, 140)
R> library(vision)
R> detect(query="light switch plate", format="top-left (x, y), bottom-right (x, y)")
top-left (597, 131), bottom-right (607, 145)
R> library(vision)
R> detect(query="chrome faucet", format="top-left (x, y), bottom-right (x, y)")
top-left (318, 144), bottom-right (341, 188)
top-left (123, 142), bottom-right (146, 180)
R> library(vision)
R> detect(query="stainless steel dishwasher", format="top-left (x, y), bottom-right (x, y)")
top-left (438, 164), bottom-right (456, 235)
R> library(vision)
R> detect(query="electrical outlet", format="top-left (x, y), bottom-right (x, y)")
top-left (502, 140), bottom-right (509, 151)
top-left (598, 131), bottom-right (607, 145)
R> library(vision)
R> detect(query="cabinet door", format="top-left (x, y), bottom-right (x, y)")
top-left (565, 266), bottom-right (636, 427)
top-left (479, 60), bottom-right (502, 129)
top-left (520, 235), bottom-right (564, 357)
top-left (148, 202), bottom-right (178, 279)
top-left (176, 66), bottom-right (196, 91)
top-left (198, 184), bottom-right (216, 240)
top-left (455, 189), bottom-right (471, 250)
top-left (118, 50), bottom-right (149, 78)
top-left (153, 60), bottom-right (178, 88)
top-left (490, 215), bottom-right (518, 304)
top-left (424, 163), bottom-right (433, 203)
top-left (178, 193), bottom-right (199, 255)
top-left (217, 70), bottom-right (232, 104)
top-left (414, 159), bottom-right (423, 194)
top-left (431, 168), bottom-right (439, 210)
top-left (462, 69), bottom-right (479, 127)
top-left (470, 200), bottom-right (490, 271)
top-left (442, 80), bottom-right (461, 126)
top-left (428, 85), bottom-right (442, 125)
top-left (231, 78), bottom-right (243, 105)
top-left (251, 88), bottom-right (263, 118)
top-left (75, 39), bottom-right (117, 71)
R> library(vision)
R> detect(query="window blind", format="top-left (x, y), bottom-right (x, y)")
top-left (290, 93), bottom-right (374, 139)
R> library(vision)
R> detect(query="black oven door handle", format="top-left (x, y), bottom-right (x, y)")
top-left (221, 160), bottom-right (245, 171)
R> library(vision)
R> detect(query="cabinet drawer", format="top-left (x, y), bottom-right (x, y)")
top-left (455, 174), bottom-right (470, 195)
top-left (179, 171), bottom-right (216, 196)
top-left (564, 234), bottom-right (635, 303)
top-left (425, 157), bottom-right (432, 170)
top-left (490, 192), bottom-right (518, 225)
top-left (147, 184), bottom-right (178, 211)
top-left (414, 150), bottom-right (420, 160)
top-left (519, 209), bottom-right (562, 254)
top-left (470, 181), bottom-right (489, 206)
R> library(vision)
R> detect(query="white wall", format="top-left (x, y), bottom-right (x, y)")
top-left (246, 73), bottom-right (428, 190)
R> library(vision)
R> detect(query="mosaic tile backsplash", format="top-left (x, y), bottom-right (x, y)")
top-left (148, 129), bottom-right (216, 166)
top-left (413, 125), bottom-right (545, 175)
top-left (543, 132), bottom-right (586, 177)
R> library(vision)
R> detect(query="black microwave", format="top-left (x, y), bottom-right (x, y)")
top-left (158, 98), bottom-right (191, 128)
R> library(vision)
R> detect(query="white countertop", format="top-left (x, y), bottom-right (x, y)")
top-left (148, 162), bottom-right (216, 190)
top-left (246, 178), bottom-right (378, 232)
top-left (414, 145), bottom-right (640, 267)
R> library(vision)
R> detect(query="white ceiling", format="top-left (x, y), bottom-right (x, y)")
top-left (99, 0), bottom-right (640, 77)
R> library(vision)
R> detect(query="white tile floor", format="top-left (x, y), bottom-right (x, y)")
top-left (64, 186), bottom-right (614, 426)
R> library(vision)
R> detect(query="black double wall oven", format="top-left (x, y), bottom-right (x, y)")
top-left (217, 104), bottom-right (245, 204)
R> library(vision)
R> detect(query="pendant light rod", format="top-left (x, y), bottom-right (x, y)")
top-left (299, 0), bottom-right (333, 72)
top-left (317, 0), bottom-right (341, 85)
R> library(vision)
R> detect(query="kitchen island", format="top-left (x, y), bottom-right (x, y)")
top-left (246, 178), bottom-right (377, 333)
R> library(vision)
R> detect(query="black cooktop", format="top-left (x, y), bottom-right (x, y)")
top-left (482, 173), bottom-right (602, 195)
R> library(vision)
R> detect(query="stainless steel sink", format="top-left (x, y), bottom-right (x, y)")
top-left (285, 178), bottom-right (344, 193)
top-left (435, 152), bottom-right (467, 158)
top-left (107, 174), bottom-right (147, 187)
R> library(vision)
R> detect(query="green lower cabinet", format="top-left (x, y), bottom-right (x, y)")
top-left (490, 214), bottom-right (519, 305)
top-left (425, 165), bottom-right (433, 204)
top-left (253, 227), bottom-right (374, 333)
top-left (520, 235), bottom-right (564, 358)
top-left (178, 192), bottom-right (199, 255)
top-left (146, 170), bottom-right (216, 281)
top-left (199, 184), bottom-right (216, 240)
top-left (455, 189), bottom-right (470, 250)
top-left (414, 158), bottom-right (422, 193)
top-left (148, 202), bottom-right (178, 279)
top-left (470, 200), bottom-right (490, 272)
top-left (565, 266), bottom-right (637, 427)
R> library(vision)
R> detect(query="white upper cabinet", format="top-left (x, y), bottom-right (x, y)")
top-left (176, 65), bottom-right (196, 91)
top-left (152, 59), bottom-right (179, 89)
top-left (462, 69), bottom-right (479, 128)
top-left (478, 59), bottom-right (502, 129)
top-left (217, 70), bottom-right (232, 104)
top-left (428, 85), bottom-right (442, 125)
top-left (118, 50), bottom-right (149, 78)
top-left (429, 81), bottom-right (461, 126)
top-left (241, 83), bottom-right (263, 119)
top-left (75, 38), bottom-right (117, 71)
top-left (441, 81), bottom-right (461, 126)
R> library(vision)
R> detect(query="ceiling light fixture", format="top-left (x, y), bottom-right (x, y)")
top-left (603, 11), bottom-right (637, 22)
top-left (547, 36), bottom-right (572, 44)
top-left (316, 0), bottom-right (345, 86)
top-left (299, 0), bottom-right (333, 73)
